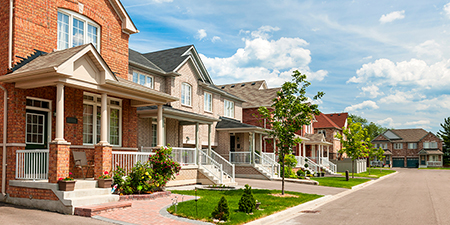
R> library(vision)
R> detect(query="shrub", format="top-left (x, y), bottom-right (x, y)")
top-left (211, 196), bottom-right (230, 221)
top-left (149, 146), bottom-right (181, 188)
top-left (239, 184), bottom-right (256, 213)
top-left (296, 169), bottom-right (305, 177)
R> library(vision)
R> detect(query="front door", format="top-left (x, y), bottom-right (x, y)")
top-left (25, 109), bottom-right (48, 149)
top-left (230, 136), bottom-right (235, 152)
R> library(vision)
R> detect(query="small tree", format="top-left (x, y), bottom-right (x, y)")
top-left (438, 117), bottom-right (450, 165)
top-left (238, 184), bottom-right (256, 213)
top-left (364, 129), bottom-right (385, 175)
top-left (211, 196), bottom-right (230, 221)
top-left (336, 118), bottom-right (366, 178)
top-left (258, 70), bottom-right (324, 194)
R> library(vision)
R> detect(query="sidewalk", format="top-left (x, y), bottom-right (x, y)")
top-left (93, 194), bottom-right (213, 225)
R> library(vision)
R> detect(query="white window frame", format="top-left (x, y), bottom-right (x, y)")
top-left (25, 97), bottom-right (52, 147)
top-left (424, 141), bottom-right (437, 149)
top-left (181, 83), bottom-right (192, 106)
top-left (57, 9), bottom-right (101, 51)
top-left (394, 143), bottom-right (403, 149)
top-left (83, 93), bottom-right (122, 146)
top-left (224, 99), bottom-right (234, 118)
top-left (204, 92), bottom-right (212, 113)
top-left (25, 113), bottom-right (45, 145)
top-left (408, 143), bottom-right (417, 149)
top-left (132, 71), bottom-right (154, 89)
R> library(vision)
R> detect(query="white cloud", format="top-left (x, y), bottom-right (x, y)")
top-left (378, 91), bottom-right (424, 104)
top-left (349, 58), bottom-right (450, 89)
top-left (444, 3), bottom-right (450, 18)
top-left (361, 85), bottom-right (383, 98)
top-left (377, 117), bottom-right (401, 127)
top-left (200, 26), bottom-right (327, 86)
top-left (413, 40), bottom-right (442, 59)
top-left (344, 100), bottom-right (379, 112)
top-left (362, 56), bottom-right (373, 60)
top-left (379, 10), bottom-right (405, 24)
top-left (196, 29), bottom-right (207, 40)
top-left (416, 94), bottom-right (450, 111)
top-left (211, 36), bottom-right (221, 43)
top-left (404, 120), bottom-right (430, 126)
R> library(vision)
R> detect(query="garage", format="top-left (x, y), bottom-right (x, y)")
top-left (393, 158), bottom-right (404, 167)
top-left (407, 158), bottom-right (419, 168)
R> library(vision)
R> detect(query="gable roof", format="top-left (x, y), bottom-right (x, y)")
top-left (109, 0), bottom-right (138, 34)
top-left (129, 49), bottom-right (164, 73)
top-left (378, 128), bottom-right (429, 142)
top-left (326, 113), bottom-right (348, 128)
top-left (217, 80), bottom-right (280, 108)
top-left (314, 113), bottom-right (341, 130)
top-left (142, 45), bottom-right (192, 73)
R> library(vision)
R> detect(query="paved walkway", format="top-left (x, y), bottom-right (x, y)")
top-left (282, 168), bottom-right (450, 225)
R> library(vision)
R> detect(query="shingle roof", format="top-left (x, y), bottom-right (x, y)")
top-left (382, 128), bottom-right (429, 142)
top-left (314, 113), bottom-right (341, 130)
top-left (216, 117), bottom-right (259, 129)
top-left (142, 45), bottom-right (193, 72)
top-left (217, 80), bottom-right (280, 108)
top-left (326, 113), bottom-right (348, 128)
top-left (305, 133), bottom-right (326, 142)
top-left (129, 49), bottom-right (164, 73)
top-left (418, 149), bottom-right (443, 155)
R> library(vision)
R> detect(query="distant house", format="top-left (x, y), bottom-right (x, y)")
top-left (314, 113), bottom-right (348, 160)
top-left (372, 129), bottom-right (443, 168)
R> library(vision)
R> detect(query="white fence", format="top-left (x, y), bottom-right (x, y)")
top-left (229, 151), bottom-right (251, 164)
top-left (427, 161), bottom-right (443, 167)
top-left (16, 149), bottom-right (49, 180)
top-left (171, 147), bottom-right (196, 166)
top-left (112, 151), bottom-right (155, 174)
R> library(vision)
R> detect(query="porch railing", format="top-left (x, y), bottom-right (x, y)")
top-left (370, 160), bottom-right (384, 167)
top-left (262, 152), bottom-right (276, 162)
top-left (171, 147), bottom-right (196, 166)
top-left (427, 161), bottom-right (442, 167)
top-left (16, 149), bottom-right (49, 180)
top-left (254, 152), bottom-right (280, 178)
top-left (200, 150), bottom-right (223, 184)
top-left (210, 150), bottom-right (235, 182)
top-left (321, 157), bottom-right (337, 174)
top-left (112, 151), bottom-right (155, 174)
top-left (296, 156), bottom-right (320, 173)
top-left (229, 151), bottom-right (251, 164)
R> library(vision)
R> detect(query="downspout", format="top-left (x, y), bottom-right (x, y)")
top-left (3, 0), bottom-right (12, 196)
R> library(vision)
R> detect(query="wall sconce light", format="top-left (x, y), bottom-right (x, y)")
top-left (186, 136), bottom-right (190, 142)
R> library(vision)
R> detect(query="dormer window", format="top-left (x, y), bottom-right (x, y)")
top-left (57, 9), bottom-right (100, 50)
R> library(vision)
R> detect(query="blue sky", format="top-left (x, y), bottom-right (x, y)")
top-left (122, 0), bottom-right (450, 133)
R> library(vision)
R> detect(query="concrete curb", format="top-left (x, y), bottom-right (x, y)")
top-left (245, 170), bottom-right (399, 225)
top-left (159, 196), bottom-right (215, 225)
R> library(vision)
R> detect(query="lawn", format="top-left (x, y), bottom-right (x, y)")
top-left (338, 168), bottom-right (396, 178)
top-left (310, 177), bottom-right (370, 189)
top-left (168, 189), bottom-right (322, 225)
top-left (418, 167), bottom-right (450, 170)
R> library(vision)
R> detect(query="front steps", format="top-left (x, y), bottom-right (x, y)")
top-left (254, 164), bottom-right (279, 180)
top-left (198, 165), bottom-right (237, 186)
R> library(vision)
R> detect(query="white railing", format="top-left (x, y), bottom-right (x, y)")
top-left (16, 149), bottom-right (49, 180)
top-left (370, 160), bottom-right (384, 167)
top-left (321, 157), bottom-right (337, 174)
top-left (210, 150), bottom-right (235, 182)
top-left (427, 161), bottom-right (443, 167)
top-left (262, 152), bottom-right (276, 162)
top-left (254, 152), bottom-right (280, 178)
top-left (171, 147), bottom-right (196, 166)
top-left (302, 156), bottom-right (320, 173)
top-left (229, 151), bottom-right (251, 164)
top-left (112, 151), bottom-right (155, 174)
top-left (200, 150), bottom-right (223, 184)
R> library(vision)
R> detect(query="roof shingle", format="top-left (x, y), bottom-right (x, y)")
top-left (217, 80), bottom-right (280, 108)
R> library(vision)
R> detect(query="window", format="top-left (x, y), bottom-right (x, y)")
top-left (181, 83), bottom-right (192, 106)
top-left (26, 113), bottom-right (44, 144)
top-left (408, 143), bottom-right (417, 149)
top-left (151, 124), bottom-right (157, 147)
top-left (375, 143), bottom-right (387, 149)
top-left (57, 9), bottom-right (100, 50)
top-left (224, 99), bottom-right (234, 118)
top-left (394, 143), bottom-right (403, 149)
top-left (204, 92), bottom-right (212, 112)
top-left (424, 142), bottom-right (437, 149)
top-left (318, 130), bottom-right (326, 137)
top-left (132, 71), bottom-right (153, 88)
top-left (83, 93), bottom-right (122, 145)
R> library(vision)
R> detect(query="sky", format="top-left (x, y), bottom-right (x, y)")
top-left (121, 0), bottom-right (450, 134)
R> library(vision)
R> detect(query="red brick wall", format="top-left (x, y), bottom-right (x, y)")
top-left (6, 0), bottom-right (130, 78)
top-left (0, 0), bottom-right (9, 75)
top-left (8, 186), bottom-right (58, 200)
top-left (121, 99), bottom-right (137, 148)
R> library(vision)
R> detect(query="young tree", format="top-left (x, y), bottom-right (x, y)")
top-left (336, 118), bottom-right (367, 178)
top-left (364, 129), bottom-right (385, 175)
top-left (438, 117), bottom-right (450, 164)
top-left (258, 70), bottom-right (324, 194)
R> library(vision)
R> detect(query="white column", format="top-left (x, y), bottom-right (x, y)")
top-left (259, 134), bottom-right (263, 155)
top-left (195, 123), bottom-right (200, 165)
top-left (303, 142), bottom-right (306, 158)
top-left (157, 104), bottom-right (164, 147)
top-left (252, 132), bottom-right (256, 165)
top-left (327, 146), bottom-right (329, 160)
top-left (208, 124), bottom-right (212, 156)
top-left (53, 83), bottom-right (66, 143)
top-left (98, 93), bottom-right (109, 145)
top-left (273, 137), bottom-right (276, 153)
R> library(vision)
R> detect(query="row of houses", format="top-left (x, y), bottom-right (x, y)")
top-left (0, 0), bottom-right (443, 214)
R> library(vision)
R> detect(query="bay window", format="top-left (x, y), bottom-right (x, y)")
top-left (57, 9), bottom-right (100, 50)
top-left (83, 93), bottom-right (122, 146)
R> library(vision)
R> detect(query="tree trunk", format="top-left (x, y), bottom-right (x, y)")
top-left (281, 151), bottom-right (285, 195)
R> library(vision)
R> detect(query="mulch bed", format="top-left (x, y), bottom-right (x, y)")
top-left (119, 191), bottom-right (172, 201)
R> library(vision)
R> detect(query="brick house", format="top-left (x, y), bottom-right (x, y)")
top-left (372, 129), bottom-right (443, 168)
top-left (314, 113), bottom-right (348, 160)
top-left (0, 0), bottom-right (181, 214)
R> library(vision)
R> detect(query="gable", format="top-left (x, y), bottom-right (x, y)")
top-left (384, 130), bottom-right (401, 140)
top-left (74, 55), bottom-right (100, 84)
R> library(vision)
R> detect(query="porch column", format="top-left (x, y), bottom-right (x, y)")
top-left (259, 134), bottom-right (263, 155)
top-left (98, 93), bottom-right (109, 145)
top-left (54, 83), bottom-right (65, 143)
top-left (195, 122), bottom-right (200, 165)
top-left (252, 132), bottom-right (256, 166)
top-left (273, 137), bottom-right (276, 153)
top-left (327, 145), bottom-right (329, 160)
top-left (157, 104), bottom-right (164, 147)
top-left (303, 142), bottom-right (306, 158)
top-left (208, 123), bottom-right (212, 157)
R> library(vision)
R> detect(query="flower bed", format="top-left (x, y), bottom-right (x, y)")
top-left (118, 191), bottom-right (172, 201)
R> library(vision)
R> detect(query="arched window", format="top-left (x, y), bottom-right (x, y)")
top-left (57, 9), bottom-right (100, 50)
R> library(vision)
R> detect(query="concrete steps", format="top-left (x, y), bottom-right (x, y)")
top-left (199, 165), bottom-right (236, 186)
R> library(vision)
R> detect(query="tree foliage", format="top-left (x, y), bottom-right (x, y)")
top-left (258, 70), bottom-right (324, 194)
top-left (363, 129), bottom-right (385, 174)
top-left (238, 184), bottom-right (256, 213)
top-left (438, 117), bottom-right (450, 164)
top-left (349, 114), bottom-right (388, 141)
top-left (212, 196), bottom-right (230, 221)
top-left (336, 118), bottom-right (366, 178)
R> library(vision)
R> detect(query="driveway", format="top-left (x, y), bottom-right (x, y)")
top-left (281, 168), bottom-right (450, 225)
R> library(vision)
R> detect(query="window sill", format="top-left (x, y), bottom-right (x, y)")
top-left (181, 104), bottom-right (192, 108)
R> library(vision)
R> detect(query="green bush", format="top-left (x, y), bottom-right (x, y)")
top-left (283, 154), bottom-right (298, 168)
top-left (211, 196), bottom-right (230, 221)
top-left (149, 146), bottom-right (181, 188)
top-left (296, 169), bottom-right (305, 177)
top-left (238, 184), bottom-right (256, 213)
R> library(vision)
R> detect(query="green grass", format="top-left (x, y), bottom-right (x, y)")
top-left (310, 177), bottom-right (370, 189)
top-left (168, 189), bottom-right (322, 225)
top-left (418, 167), bottom-right (450, 170)
top-left (338, 168), bottom-right (396, 178)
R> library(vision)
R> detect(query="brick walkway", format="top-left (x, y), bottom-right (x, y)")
top-left (93, 194), bottom-right (211, 225)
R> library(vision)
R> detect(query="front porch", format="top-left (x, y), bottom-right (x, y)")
top-left (418, 149), bottom-right (444, 168)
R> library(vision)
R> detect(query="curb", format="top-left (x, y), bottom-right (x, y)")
top-left (245, 170), bottom-right (399, 225)
top-left (159, 195), bottom-right (215, 225)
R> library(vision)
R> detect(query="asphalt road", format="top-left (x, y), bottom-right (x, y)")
top-left (281, 168), bottom-right (450, 225)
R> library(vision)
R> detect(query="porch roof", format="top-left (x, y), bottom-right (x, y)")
top-left (215, 117), bottom-right (269, 134)
top-left (0, 44), bottom-right (178, 106)
top-left (418, 149), bottom-right (443, 155)
top-left (383, 149), bottom-right (393, 155)
top-left (137, 105), bottom-right (220, 125)
top-left (303, 133), bottom-right (332, 145)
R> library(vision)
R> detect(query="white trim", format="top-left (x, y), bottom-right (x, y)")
top-left (204, 91), bottom-right (212, 113)
top-left (132, 71), bottom-right (154, 89)
top-left (57, 9), bottom-right (101, 51)
top-left (224, 99), bottom-right (234, 118)
top-left (181, 82), bottom-right (192, 106)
